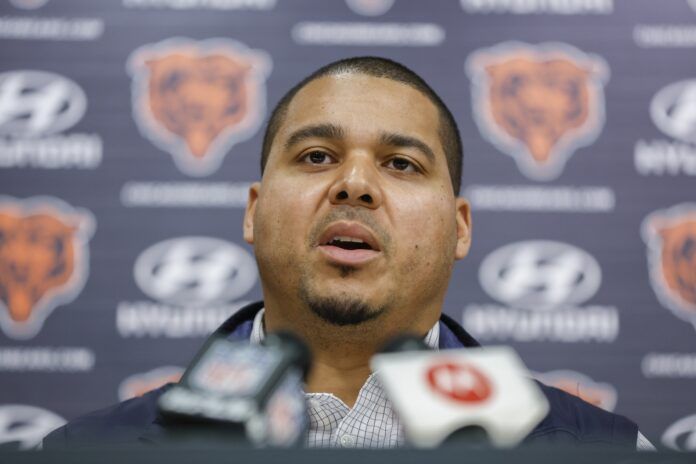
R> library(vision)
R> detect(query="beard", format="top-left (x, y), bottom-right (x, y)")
top-left (291, 206), bottom-right (394, 326)
top-left (298, 276), bottom-right (389, 326)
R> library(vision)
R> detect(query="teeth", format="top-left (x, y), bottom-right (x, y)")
top-left (332, 236), bottom-right (365, 243)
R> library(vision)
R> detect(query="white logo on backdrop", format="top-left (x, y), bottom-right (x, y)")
top-left (651, 79), bottom-right (696, 144)
top-left (0, 71), bottom-right (87, 138)
top-left (134, 237), bottom-right (257, 306)
top-left (465, 241), bottom-right (616, 342)
top-left (634, 81), bottom-right (696, 176)
top-left (0, 405), bottom-right (65, 450)
top-left (9, 0), bottom-right (50, 9)
top-left (460, 0), bottom-right (613, 14)
top-left (662, 413), bottom-right (696, 451)
top-left (479, 240), bottom-right (602, 310)
top-left (345, 0), bottom-right (394, 16)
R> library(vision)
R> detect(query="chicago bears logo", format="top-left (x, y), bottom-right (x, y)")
top-left (118, 366), bottom-right (184, 401)
top-left (0, 197), bottom-right (94, 339)
top-left (128, 38), bottom-right (271, 176)
top-left (466, 42), bottom-right (609, 181)
top-left (533, 370), bottom-right (617, 411)
top-left (642, 204), bottom-right (696, 329)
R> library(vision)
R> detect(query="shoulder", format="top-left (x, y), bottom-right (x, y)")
top-left (438, 316), bottom-right (638, 449)
top-left (42, 383), bottom-right (173, 448)
top-left (42, 303), bottom-right (264, 449)
top-left (526, 382), bottom-right (638, 449)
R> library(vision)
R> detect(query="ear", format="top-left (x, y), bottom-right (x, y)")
top-left (454, 197), bottom-right (472, 260)
top-left (243, 182), bottom-right (261, 245)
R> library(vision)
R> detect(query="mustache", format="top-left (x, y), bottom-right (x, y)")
top-left (309, 206), bottom-right (391, 253)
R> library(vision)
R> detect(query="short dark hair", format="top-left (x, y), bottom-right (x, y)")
top-left (260, 56), bottom-right (463, 194)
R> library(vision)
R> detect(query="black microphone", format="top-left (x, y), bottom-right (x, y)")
top-left (372, 335), bottom-right (549, 448)
top-left (157, 331), bottom-right (311, 447)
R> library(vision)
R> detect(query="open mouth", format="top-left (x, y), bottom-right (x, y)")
top-left (317, 223), bottom-right (382, 265)
top-left (324, 236), bottom-right (374, 251)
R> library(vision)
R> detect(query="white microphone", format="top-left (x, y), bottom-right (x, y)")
top-left (371, 340), bottom-right (549, 448)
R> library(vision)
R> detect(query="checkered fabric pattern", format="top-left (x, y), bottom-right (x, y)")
top-left (250, 308), bottom-right (439, 448)
top-left (250, 308), bottom-right (653, 450)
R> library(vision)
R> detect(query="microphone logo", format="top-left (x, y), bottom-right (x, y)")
top-left (426, 362), bottom-right (493, 404)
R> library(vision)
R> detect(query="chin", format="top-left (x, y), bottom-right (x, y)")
top-left (298, 282), bottom-right (389, 327)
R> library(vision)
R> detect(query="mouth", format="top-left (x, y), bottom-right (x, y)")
top-left (316, 222), bottom-right (382, 266)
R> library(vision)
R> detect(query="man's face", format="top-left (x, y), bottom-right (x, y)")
top-left (244, 73), bottom-right (470, 328)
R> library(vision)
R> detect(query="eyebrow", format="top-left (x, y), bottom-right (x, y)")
top-left (283, 123), bottom-right (436, 163)
top-left (284, 123), bottom-right (345, 150)
top-left (379, 132), bottom-right (435, 163)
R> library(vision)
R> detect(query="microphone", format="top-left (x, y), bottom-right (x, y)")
top-left (157, 332), bottom-right (311, 447)
top-left (371, 336), bottom-right (549, 448)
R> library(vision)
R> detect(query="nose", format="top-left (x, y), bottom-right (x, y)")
top-left (328, 153), bottom-right (383, 209)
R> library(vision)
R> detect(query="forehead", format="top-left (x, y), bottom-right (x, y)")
top-left (276, 73), bottom-right (442, 149)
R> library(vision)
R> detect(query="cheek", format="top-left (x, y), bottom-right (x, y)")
top-left (254, 178), bottom-right (321, 246)
top-left (393, 195), bottom-right (457, 261)
top-left (399, 189), bottom-right (455, 231)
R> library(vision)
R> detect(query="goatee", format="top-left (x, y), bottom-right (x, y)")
top-left (299, 286), bottom-right (387, 326)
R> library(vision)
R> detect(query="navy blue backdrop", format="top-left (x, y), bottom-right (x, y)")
top-left (0, 0), bottom-right (694, 451)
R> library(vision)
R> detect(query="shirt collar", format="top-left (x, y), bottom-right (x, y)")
top-left (250, 307), bottom-right (440, 349)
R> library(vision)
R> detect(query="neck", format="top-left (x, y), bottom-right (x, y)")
top-left (305, 347), bottom-right (373, 407)
top-left (262, 298), bottom-right (437, 407)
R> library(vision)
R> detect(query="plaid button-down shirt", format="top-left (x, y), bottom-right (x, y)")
top-left (249, 308), bottom-right (654, 450)
top-left (249, 308), bottom-right (439, 448)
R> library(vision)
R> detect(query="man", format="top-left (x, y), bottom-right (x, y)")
top-left (44, 56), bottom-right (650, 449)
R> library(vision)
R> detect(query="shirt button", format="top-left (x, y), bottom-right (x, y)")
top-left (340, 434), bottom-right (355, 448)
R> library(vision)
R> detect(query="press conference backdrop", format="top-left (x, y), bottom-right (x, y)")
top-left (0, 0), bottom-right (694, 451)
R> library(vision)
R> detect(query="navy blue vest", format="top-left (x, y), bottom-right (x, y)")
top-left (43, 302), bottom-right (638, 449)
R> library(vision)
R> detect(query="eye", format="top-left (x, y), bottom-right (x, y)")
top-left (301, 150), bottom-right (334, 165)
top-left (385, 157), bottom-right (418, 173)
